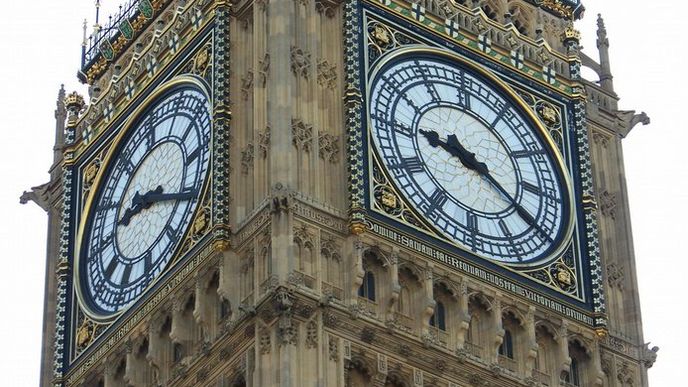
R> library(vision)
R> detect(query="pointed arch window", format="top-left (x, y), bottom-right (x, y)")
top-left (566, 357), bottom-right (581, 386)
top-left (429, 301), bottom-right (446, 331)
top-left (358, 271), bottom-right (376, 301)
top-left (498, 329), bottom-right (514, 359)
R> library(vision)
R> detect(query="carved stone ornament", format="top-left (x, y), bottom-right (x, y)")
top-left (317, 59), bottom-right (338, 89)
top-left (305, 320), bottom-right (318, 348)
top-left (599, 190), bottom-right (617, 219)
top-left (241, 70), bottom-right (254, 100)
top-left (328, 335), bottom-right (339, 361)
top-left (606, 263), bottom-right (625, 290)
top-left (270, 182), bottom-right (295, 214)
top-left (259, 126), bottom-right (271, 158)
top-left (361, 327), bottom-right (375, 343)
top-left (240, 142), bottom-right (255, 174)
top-left (592, 131), bottom-right (611, 148)
top-left (291, 118), bottom-right (313, 152)
top-left (259, 327), bottom-right (271, 354)
top-left (258, 53), bottom-right (270, 86)
top-left (318, 131), bottom-right (340, 162)
top-left (290, 46), bottom-right (311, 78)
top-left (641, 344), bottom-right (659, 368)
top-left (315, 0), bottom-right (341, 17)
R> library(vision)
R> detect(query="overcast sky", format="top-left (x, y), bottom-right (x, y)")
top-left (0, 1), bottom-right (683, 385)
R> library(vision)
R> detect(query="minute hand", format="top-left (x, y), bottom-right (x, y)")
top-left (140, 190), bottom-right (198, 205)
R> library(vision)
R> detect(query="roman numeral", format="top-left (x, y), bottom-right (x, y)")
top-left (143, 251), bottom-right (152, 274)
top-left (121, 264), bottom-right (132, 286)
top-left (425, 189), bottom-right (448, 216)
top-left (498, 219), bottom-right (513, 237)
top-left (97, 202), bottom-right (119, 213)
top-left (104, 259), bottom-right (119, 281)
top-left (164, 225), bottom-right (176, 240)
top-left (491, 102), bottom-right (510, 127)
top-left (181, 121), bottom-right (194, 140)
top-left (393, 121), bottom-right (414, 137)
top-left (456, 87), bottom-right (471, 109)
top-left (466, 212), bottom-right (478, 232)
top-left (522, 181), bottom-right (541, 195)
top-left (401, 93), bottom-right (421, 114)
top-left (146, 128), bottom-right (156, 148)
top-left (186, 147), bottom-right (201, 165)
top-left (389, 157), bottom-right (424, 174)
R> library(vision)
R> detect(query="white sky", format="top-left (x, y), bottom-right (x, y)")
top-left (0, 0), bottom-right (684, 385)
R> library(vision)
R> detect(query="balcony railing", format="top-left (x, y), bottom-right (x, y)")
top-left (532, 369), bottom-right (551, 386)
top-left (465, 342), bottom-right (483, 358)
top-left (498, 354), bottom-right (517, 372)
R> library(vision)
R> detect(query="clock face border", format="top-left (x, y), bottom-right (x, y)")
top-left (365, 46), bottom-right (576, 267)
top-left (73, 75), bottom-right (213, 322)
top-left (354, 5), bottom-right (599, 314)
top-left (365, 45), bottom-right (576, 268)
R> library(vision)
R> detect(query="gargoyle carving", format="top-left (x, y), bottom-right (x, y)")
top-left (617, 110), bottom-right (650, 138)
top-left (20, 182), bottom-right (51, 212)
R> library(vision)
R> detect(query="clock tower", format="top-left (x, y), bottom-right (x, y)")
top-left (29, 0), bottom-right (657, 386)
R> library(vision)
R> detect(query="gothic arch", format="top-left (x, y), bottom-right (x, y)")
top-left (506, 1), bottom-right (534, 36)
top-left (385, 370), bottom-right (410, 387)
top-left (481, 0), bottom-right (503, 22)
top-left (433, 279), bottom-right (459, 299)
top-left (362, 245), bottom-right (392, 268)
top-left (468, 291), bottom-right (493, 311)
top-left (501, 306), bottom-right (526, 326)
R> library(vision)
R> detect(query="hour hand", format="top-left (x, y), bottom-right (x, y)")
top-left (445, 134), bottom-right (490, 175)
top-left (139, 186), bottom-right (199, 205)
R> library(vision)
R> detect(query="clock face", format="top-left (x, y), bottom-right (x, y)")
top-left (368, 52), bottom-right (572, 264)
top-left (78, 81), bottom-right (211, 316)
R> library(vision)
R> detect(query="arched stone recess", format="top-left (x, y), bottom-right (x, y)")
top-left (345, 354), bottom-right (375, 387)
top-left (465, 290), bottom-right (496, 362)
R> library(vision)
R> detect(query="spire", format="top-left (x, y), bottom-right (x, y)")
top-left (52, 85), bottom-right (67, 171)
top-left (93, 0), bottom-right (102, 39)
top-left (596, 14), bottom-right (614, 91)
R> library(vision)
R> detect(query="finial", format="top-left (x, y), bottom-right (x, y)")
top-left (596, 13), bottom-right (608, 48)
top-left (561, 21), bottom-right (581, 45)
top-left (82, 19), bottom-right (88, 47)
top-left (92, 0), bottom-right (102, 38)
top-left (95, 0), bottom-right (101, 24)
top-left (64, 91), bottom-right (86, 126)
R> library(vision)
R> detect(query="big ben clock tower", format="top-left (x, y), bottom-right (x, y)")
top-left (29, 0), bottom-right (656, 386)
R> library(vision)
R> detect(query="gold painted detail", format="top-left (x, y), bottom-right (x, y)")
top-left (561, 23), bottom-right (581, 43)
top-left (366, 20), bottom-right (419, 64)
top-left (540, 0), bottom-right (575, 20)
top-left (75, 319), bottom-right (96, 350)
top-left (367, 2), bottom-right (574, 94)
top-left (515, 86), bottom-right (565, 152)
top-left (522, 245), bottom-right (578, 295)
top-left (371, 157), bottom-right (431, 233)
top-left (64, 92), bottom-right (86, 112)
top-left (349, 221), bottom-right (366, 235)
top-left (83, 160), bottom-right (100, 188)
top-left (191, 43), bottom-right (212, 77)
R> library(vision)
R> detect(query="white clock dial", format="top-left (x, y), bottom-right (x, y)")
top-left (78, 80), bottom-right (211, 316)
top-left (368, 51), bottom-right (572, 264)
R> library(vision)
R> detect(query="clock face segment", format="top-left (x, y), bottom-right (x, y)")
top-left (82, 86), bottom-right (211, 315)
top-left (369, 56), bottom-right (568, 263)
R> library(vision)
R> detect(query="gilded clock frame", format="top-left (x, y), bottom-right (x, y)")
top-left (73, 75), bottom-right (213, 323)
top-left (365, 45), bottom-right (576, 268)
top-left (346, 2), bottom-right (602, 326)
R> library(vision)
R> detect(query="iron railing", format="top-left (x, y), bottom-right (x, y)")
top-left (81, 0), bottom-right (154, 70)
